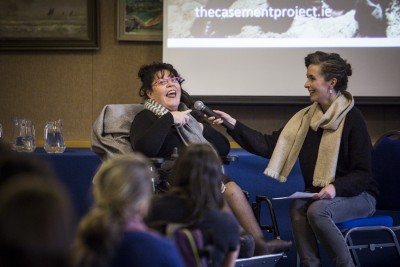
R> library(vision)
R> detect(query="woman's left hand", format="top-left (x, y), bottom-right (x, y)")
top-left (313, 184), bottom-right (336, 200)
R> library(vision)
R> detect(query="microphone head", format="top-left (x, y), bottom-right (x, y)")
top-left (193, 101), bottom-right (205, 111)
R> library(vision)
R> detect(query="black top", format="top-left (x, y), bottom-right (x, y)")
top-left (146, 194), bottom-right (240, 267)
top-left (130, 109), bottom-right (230, 158)
top-left (228, 107), bottom-right (379, 198)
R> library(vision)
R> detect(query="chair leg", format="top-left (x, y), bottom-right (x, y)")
top-left (344, 233), bottom-right (362, 267)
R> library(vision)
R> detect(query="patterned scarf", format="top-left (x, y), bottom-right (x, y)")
top-left (144, 99), bottom-right (210, 146)
top-left (264, 91), bottom-right (354, 187)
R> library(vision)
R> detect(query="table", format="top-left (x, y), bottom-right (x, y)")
top-left (31, 148), bottom-right (102, 219)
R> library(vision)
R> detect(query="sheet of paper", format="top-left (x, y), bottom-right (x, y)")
top-left (272, 192), bottom-right (317, 200)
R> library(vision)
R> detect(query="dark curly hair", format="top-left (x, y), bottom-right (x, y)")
top-left (138, 62), bottom-right (182, 99)
top-left (305, 51), bottom-right (352, 92)
top-left (137, 62), bottom-right (207, 123)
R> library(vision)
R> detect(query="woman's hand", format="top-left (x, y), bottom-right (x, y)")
top-left (313, 184), bottom-right (336, 200)
top-left (171, 110), bottom-right (191, 127)
top-left (208, 110), bottom-right (237, 127)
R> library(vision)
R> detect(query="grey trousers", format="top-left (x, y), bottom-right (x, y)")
top-left (290, 192), bottom-right (376, 267)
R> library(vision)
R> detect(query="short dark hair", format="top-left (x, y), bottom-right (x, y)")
top-left (136, 62), bottom-right (207, 122)
top-left (137, 62), bottom-right (183, 100)
top-left (305, 51), bottom-right (352, 92)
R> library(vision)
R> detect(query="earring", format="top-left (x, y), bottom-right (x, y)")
top-left (329, 88), bottom-right (333, 94)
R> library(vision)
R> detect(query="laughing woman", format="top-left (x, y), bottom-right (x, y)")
top-left (129, 62), bottom-right (292, 256)
top-left (211, 51), bottom-right (379, 267)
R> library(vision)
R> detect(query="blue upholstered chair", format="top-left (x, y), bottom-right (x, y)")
top-left (335, 130), bottom-right (400, 266)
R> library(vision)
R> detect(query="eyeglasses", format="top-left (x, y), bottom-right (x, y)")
top-left (153, 76), bottom-right (183, 86)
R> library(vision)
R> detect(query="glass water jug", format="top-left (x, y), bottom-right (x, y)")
top-left (12, 118), bottom-right (36, 152)
top-left (44, 120), bottom-right (66, 153)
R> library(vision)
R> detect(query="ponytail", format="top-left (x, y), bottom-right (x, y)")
top-left (72, 208), bottom-right (122, 267)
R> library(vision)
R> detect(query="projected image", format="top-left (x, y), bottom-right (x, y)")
top-left (167, 0), bottom-right (400, 47)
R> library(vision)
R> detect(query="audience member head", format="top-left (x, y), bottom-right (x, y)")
top-left (0, 141), bottom-right (55, 186)
top-left (92, 153), bottom-right (154, 221)
top-left (304, 51), bottom-right (352, 92)
top-left (0, 176), bottom-right (75, 267)
top-left (73, 153), bottom-right (154, 267)
top-left (170, 144), bottom-right (225, 220)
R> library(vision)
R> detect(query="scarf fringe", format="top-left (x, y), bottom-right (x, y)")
top-left (264, 168), bottom-right (287, 183)
top-left (312, 177), bottom-right (334, 188)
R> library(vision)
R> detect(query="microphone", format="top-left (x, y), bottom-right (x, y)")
top-left (194, 101), bottom-right (234, 130)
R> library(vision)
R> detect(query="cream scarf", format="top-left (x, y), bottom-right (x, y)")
top-left (264, 91), bottom-right (354, 187)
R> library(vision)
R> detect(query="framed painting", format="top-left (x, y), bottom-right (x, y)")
top-left (117, 0), bottom-right (163, 42)
top-left (0, 0), bottom-right (100, 50)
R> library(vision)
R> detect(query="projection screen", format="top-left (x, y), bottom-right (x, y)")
top-left (163, 0), bottom-right (400, 104)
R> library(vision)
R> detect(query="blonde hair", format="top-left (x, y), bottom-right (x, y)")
top-left (73, 153), bottom-right (154, 267)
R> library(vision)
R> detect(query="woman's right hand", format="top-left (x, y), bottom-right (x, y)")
top-left (171, 110), bottom-right (192, 127)
top-left (209, 110), bottom-right (237, 127)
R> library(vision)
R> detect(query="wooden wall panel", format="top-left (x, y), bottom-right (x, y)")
top-left (0, 52), bottom-right (93, 143)
top-left (91, 0), bottom-right (162, 126)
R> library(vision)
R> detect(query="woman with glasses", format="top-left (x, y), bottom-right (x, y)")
top-left (130, 62), bottom-right (292, 257)
top-left (210, 51), bottom-right (379, 267)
